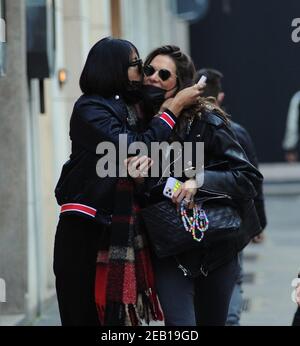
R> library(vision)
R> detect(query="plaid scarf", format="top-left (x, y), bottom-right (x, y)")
top-left (95, 179), bottom-right (164, 326)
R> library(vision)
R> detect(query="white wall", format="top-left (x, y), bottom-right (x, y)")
top-left (3, 0), bottom-right (190, 324)
top-left (26, 79), bottom-right (44, 317)
top-left (25, 0), bottom-right (113, 320)
top-left (121, 0), bottom-right (190, 60)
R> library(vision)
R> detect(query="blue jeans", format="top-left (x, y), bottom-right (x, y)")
top-left (226, 252), bottom-right (243, 326)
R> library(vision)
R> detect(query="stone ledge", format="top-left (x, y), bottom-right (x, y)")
top-left (260, 163), bottom-right (300, 183)
top-left (264, 183), bottom-right (300, 196)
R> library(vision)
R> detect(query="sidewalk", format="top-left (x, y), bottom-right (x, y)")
top-left (32, 298), bottom-right (60, 326)
top-left (240, 193), bottom-right (300, 326)
top-left (260, 163), bottom-right (300, 183)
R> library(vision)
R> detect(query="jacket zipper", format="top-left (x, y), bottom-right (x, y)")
top-left (176, 261), bottom-right (209, 278)
top-left (157, 150), bottom-right (233, 202)
top-left (196, 195), bottom-right (232, 205)
top-left (197, 188), bottom-right (232, 200)
top-left (177, 264), bottom-right (189, 277)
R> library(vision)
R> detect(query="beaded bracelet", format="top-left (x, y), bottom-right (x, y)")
top-left (180, 202), bottom-right (209, 242)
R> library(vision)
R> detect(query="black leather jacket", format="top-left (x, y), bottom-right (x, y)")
top-left (230, 120), bottom-right (267, 230)
top-left (55, 94), bottom-right (178, 225)
top-left (157, 111), bottom-right (264, 277)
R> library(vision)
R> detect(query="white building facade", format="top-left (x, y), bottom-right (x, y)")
top-left (0, 0), bottom-right (190, 325)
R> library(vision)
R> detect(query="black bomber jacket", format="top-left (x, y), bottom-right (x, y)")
top-left (55, 93), bottom-right (178, 225)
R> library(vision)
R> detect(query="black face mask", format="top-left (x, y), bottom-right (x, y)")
top-left (122, 80), bottom-right (144, 104)
top-left (141, 84), bottom-right (177, 114)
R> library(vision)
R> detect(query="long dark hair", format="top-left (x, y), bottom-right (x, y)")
top-left (144, 45), bottom-right (228, 139)
top-left (80, 37), bottom-right (140, 98)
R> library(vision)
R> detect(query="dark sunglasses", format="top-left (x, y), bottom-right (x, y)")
top-left (143, 64), bottom-right (174, 81)
top-left (128, 59), bottom-right (143, 73)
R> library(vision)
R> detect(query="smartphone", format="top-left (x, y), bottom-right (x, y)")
top-left (198, 75), bottom-right (207, 85)
top-left (163, 177), bottom-right (183, 199)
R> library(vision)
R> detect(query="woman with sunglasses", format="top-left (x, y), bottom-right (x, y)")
top-left (137, 45), bottom-right (263, 326)
top-left (53, 37), bottom-right (203, 326)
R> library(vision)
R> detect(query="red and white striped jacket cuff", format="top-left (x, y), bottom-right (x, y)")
top-left (159, 111), bottom-right (176, 129)
top-left (60, 203), bottom-right (97, 218)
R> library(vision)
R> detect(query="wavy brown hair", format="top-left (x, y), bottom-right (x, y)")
top-left (144, 45), bottom-right (228, 139)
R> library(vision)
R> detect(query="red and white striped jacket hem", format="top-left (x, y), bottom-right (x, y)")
top-left (60, 203), bottom-right (97, 218)
top-left (159, 111), bottom-right (176, 129)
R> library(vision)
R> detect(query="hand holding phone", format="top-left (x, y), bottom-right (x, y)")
top-left (163, 177), bottom-right (183, 199)
top-left (198, 75), bottom-right (207, 85)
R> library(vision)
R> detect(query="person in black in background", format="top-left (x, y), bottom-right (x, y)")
top-left (282, 91), bottom-right (300, 162)
top-left (196, 68), bottom-right (267, 326)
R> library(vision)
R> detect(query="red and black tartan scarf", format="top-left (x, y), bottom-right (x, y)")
top-left (95, 178), bottom-right (164, 326)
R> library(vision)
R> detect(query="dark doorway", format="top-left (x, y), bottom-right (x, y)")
top-left (190, 0), bottom-right (300, 162)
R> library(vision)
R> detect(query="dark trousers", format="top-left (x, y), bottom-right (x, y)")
top-left (194, 257), bottom-right (239, 326)
top-left (53, 215), bottom-right (103, 326)
top-left (292, 306), bottom-right (300, 326)
top-left (153, 256), bottom-right (238, 326)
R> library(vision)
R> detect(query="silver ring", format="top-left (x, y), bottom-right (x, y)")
top-left (182, 199), bottom-right (190, 206)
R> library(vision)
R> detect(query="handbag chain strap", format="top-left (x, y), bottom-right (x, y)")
top-left (180, 202), bottom-right (209, 242)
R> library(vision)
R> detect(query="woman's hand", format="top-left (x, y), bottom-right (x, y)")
top-left (285, 151), bottom-right (298, 163)
top-left (296, 285), bottom-right (300, 306)
top-left (171, 179), bottom-right (198, 209)
top-left (124, 155), bottom-right (153, 184)
top-left (164, 83), bottom-right (206, 117)
top-left (252, 232), bottom-right (265, 244)
top-left (292, 277), bottom-right (300, 306)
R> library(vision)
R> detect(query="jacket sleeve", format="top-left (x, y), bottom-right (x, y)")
top-left (232, 123), bottom-right (258, 168)
top-left (231, 123), bottom-right (267, 229)
top-left (197, 121), bottom-right (263, 200)
top-left (70, 99), bottom-right (177, 153)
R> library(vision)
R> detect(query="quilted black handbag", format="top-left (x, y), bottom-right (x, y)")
top-left (141, 193), bottom-right (241, 258)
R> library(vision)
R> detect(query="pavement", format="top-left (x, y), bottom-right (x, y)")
top-left (239, 193), bottom-right (300, 326)
top-left (31, 299), bottom-right (61, 326)
top-left (29, 186), bottom-right (300, 327)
